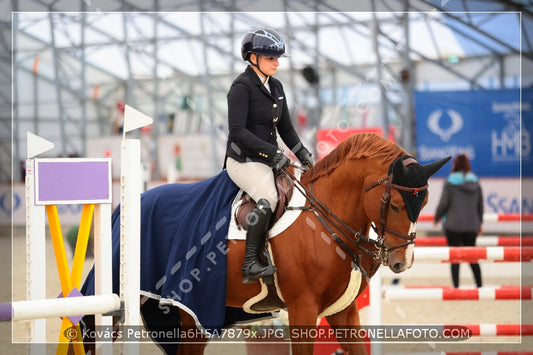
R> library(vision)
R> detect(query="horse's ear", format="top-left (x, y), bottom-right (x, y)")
top-left (421, 156), bottom-right (452, 179)
top-left (392, 158), bottom-right (408, 179)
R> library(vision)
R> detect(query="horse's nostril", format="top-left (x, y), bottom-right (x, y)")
top-left (392, 262), bottom-right (404, 273)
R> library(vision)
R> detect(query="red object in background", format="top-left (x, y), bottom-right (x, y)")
top-left (297, 110), bottom-right (308, 127)
top-left (140, 125), bottom-right (152, 134)
top-left (316, 127), bottom-right (393, 160)
top-left (387, 125), bottom-right (396, 142)
top-left (92, 85), bottom-right (100, 101)
top-left (116, 101), bottom-right (125, 114)
top-left (32, 56), bottom-right (40, 75)
top-left (356, 286), bottom-right (370, 310)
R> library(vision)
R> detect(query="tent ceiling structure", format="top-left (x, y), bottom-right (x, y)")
top-left (1, 0), bottom-right (532, 183)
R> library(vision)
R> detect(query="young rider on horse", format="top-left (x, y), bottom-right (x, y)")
top-left (224, 27), bottom-right (313, 284)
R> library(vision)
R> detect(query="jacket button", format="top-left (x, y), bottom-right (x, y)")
top-left (273, 103), bottom-right (277, 108)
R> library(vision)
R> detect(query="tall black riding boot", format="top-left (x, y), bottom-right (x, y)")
top-left (241, 199), bottom-right (273, 284)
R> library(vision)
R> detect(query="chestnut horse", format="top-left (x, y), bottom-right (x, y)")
top-left (173, 133), bottom-right (450, 355)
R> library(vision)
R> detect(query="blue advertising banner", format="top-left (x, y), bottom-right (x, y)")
top-left (415, 88), bottom-right (532, 177)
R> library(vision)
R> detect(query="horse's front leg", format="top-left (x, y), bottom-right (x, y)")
top-left (325, 301), bottom-right (368, 355)
top-left (286, 298), bottom-right (320, 355)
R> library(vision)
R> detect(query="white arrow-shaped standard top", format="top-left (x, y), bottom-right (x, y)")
top-left (27, 132), bottom-right (54, 158)
top-left (123, 104), bottom-right (153, 136)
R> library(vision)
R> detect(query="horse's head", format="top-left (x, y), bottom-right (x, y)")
top-left (363, 155), bottom-right (451, 273)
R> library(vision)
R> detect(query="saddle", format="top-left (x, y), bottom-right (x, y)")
top-left (234, 171), bottom-right (294, 230)
top-left (234, 170), bottom-right (295, 314)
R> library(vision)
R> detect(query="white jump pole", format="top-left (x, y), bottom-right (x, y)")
top-left (7, 295), bottom-right (121, 322)
top-left (120, 105), bottom-right (152, 354)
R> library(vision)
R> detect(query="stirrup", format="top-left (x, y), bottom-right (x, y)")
top-left (241, 262), bottom-right (268, 284)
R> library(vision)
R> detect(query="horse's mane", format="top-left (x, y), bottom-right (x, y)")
top-left (302, 133), bottom-right (405, 184)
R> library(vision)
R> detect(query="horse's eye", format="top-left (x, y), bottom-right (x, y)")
top-left (390, 204), bottom-right (399, 213)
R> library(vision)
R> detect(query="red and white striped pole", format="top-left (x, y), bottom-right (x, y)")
top-left (415, 236), bottom-right (533, 246)
top-left (418, 213), bottom-right (533, 222)
top-left (414, 246), bottom-right (533, 263)
top-left (382, 285), bottom-right (533, 301)
top-left (387, 352), bottom-right (533, 355)
top-left (443, 323), bottom-right (533, 336)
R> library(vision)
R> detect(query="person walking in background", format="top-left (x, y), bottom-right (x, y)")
top-left (433, 154), bottom-right (484, 288)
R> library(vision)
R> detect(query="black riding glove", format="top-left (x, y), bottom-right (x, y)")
top-left (272, 149), bottom-right (290, 170)
top-left (295, 147), bottom-right (313, 169)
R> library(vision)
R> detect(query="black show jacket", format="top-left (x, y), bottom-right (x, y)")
top-left (224, 66), bottom-right (303, 167)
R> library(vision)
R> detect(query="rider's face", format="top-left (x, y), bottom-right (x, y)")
top-left (251, 54), bottom-right (279, 77)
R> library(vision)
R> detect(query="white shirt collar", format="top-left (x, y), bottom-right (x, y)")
top-left (256, 72), bottom-right (270, 92)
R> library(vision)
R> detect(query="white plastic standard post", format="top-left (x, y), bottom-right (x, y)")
top-left (120, 138), bottom-right (141, 353)
top-left (119, 105), bottom-right (151, 354)
top-left (26, 132), bottom-right (54, 352)
top-left (94, 203), bottom-right (113, 355)
top-left (369, 267), bottom-right (383, 355)
top-left (25, 158), bottom-right (46, 352)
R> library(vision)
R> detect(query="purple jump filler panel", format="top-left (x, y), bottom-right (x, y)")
top-left (35, 158), bottom-right (112, 205)
top-left (0, 303), bottom-right (13, 321)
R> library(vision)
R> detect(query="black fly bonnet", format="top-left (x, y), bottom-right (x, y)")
top-left (389, 156), bottom-right (429, 222)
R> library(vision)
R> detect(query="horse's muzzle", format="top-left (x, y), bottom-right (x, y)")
top-left (387, 243), bottom-right (414, 273)
top-left (390, 260), bottom-right (409, 273)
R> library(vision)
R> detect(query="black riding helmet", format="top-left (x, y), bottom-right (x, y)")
top-left (241, 27), bottom-right (286, 61)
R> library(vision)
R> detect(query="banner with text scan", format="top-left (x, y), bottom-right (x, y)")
top-left (415, 88), bottom-right (532, 177)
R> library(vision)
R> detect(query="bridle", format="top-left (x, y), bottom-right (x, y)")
top-left (282, 158), bottom-right (428, 278)
top-left (363, 157), bottom-right (428, 265)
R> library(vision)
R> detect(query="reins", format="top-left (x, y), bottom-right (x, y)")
top-left (282, 166), bottom-right (380, 280)
top-left (281, 159), bottom-right (427, 277)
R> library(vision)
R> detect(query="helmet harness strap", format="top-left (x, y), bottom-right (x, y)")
top-left (249, 54), bottom-right (269, 83)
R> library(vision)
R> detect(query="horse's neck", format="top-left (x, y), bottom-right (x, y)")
top-left (306, 159), bottom-right (383, 285)
top-left (314, 160), bottom-right (384, 281)
top-left (311, 160), bottom-right (370, 232)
